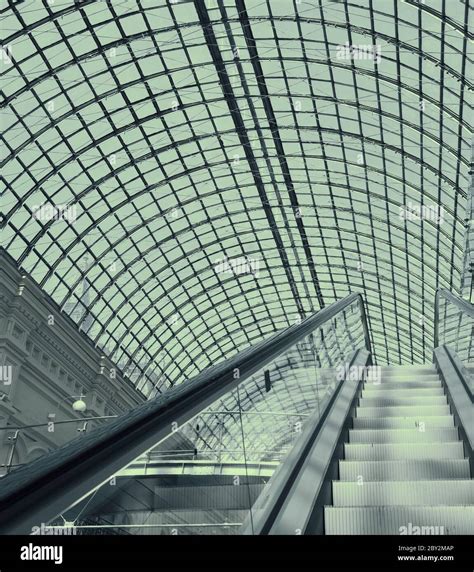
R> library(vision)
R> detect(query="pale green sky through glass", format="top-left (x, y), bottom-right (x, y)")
top-left (1, 0), bottom-right (472, 400)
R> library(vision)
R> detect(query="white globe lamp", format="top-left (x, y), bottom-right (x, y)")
top-left (72, 399), bottom-right (87, 413)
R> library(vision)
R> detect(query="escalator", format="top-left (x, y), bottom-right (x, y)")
top-left (0, 290), bottom-right (471, 536)
top-left (325, 365), bottom-right (474, 534)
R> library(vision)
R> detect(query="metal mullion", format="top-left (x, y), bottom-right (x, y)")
top-left (317, 4), bottom-right (366, 310)
top-left (215, 2), bottom-right (311, 327)
top-left (220, 2), bottom-right (316, 313)
top-left (7, 6), bottom-right (103, 228)
top-left (290, 18), bottom-right (350, 309)
top-left (101, 10), bottom-right (191, 380)
top-left (367, 0), bottom-right (403, 364)
top-left (340, 1), bottom-right (387, 362)
top-left (7, 105), bottom-right (463, 239)
top-left (193, 0), bottom-right (306, 319)
top-left (394, 0), bottom-right (415, 364)
top-left (417, 2), bottom-right (428, 362)
top-left (237, 0), bottom-right (325, 310)
top-left (163, 4), bottom-right (266, 352)
top-left (83, 211), bottom-right (276, 342)
top-left (456, 1), bottom-right (472, 304)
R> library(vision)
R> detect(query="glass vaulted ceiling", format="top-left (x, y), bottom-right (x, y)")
top-left (1, 0), bottom-right (472, 398)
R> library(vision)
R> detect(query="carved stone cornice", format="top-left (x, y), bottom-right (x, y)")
top-left (0, 249), bottom-right (144, 416)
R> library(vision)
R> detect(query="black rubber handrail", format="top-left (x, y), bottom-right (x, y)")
top-left (0, 293), bottom-right (370, 534)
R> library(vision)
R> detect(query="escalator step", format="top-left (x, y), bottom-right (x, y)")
top-left (356, 405), bottom-right (451, 418)
top-left (344, 442), bottom-right (465, 461)
top-left (339, 459), bottom-right (471, 481)
top-left (348, 427), bottom-right (459, 444)
top-left (325, 363), bottom-right (472, 537)
top-left (361, 387), bottom-right (445, 398)
top-left (377, 374), bottom-right (440, 382)
top-left (359, 396), bottom-right (447, 407)
top-left (363, 381), bottom-right (442, 390)
top-left (379, 366), bottom-right (437, 374)
top-left (324, 506), bottom-right (474, 535)
top-left (332, 480), bottom-right (474, 507)
top-left (352, 415), bottom-right (455, 429)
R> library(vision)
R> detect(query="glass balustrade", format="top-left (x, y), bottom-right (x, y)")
top-left (436, 289), bottom-right (474, 393)
top-left (46, 295), bottom-right (369, 535)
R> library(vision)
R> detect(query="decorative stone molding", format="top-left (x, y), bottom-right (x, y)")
top-left (0, 248), bottom-right (145, 469)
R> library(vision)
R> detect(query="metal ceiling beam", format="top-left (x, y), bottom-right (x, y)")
top-left (235, 0), bottom-right (326, 307)
top-left (7, 122), bottom-right (464, 271)
top-left (1, 14), bottom-right (468, 110)
top-left (2, 85), bottom-right (467, 171)
top-left (192, 0), bottom-right (305, 316)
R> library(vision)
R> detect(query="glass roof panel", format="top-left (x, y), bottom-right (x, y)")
top-left (1, 0), bottom-right (471, 398)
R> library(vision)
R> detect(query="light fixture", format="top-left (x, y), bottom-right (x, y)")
top-left (72, 394), bottom-right (87, 412)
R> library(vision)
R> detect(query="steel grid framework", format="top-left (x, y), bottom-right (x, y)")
top-left (1, 0), bottom-right (472, 403)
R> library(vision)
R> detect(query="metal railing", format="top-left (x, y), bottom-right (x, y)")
top-left (434, 288), bottom-right (474, 349)
top-left (0, 416), bottom-right (118, 475)
top-left (433, 288), bottom-right (473, 474)
top-left (434, 288), bottom-right (474, 395)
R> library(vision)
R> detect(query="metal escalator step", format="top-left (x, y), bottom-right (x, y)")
top-left (363, 381), bottom-right (442, 390)
top-left (348, 427), bottom-right (459, 444)
top-left (344, 442), bottom-right (465, 461)
top-left (380, 365), bottom-right (437, 373)
top-left (356, 405), bottom-right (451, 418)
top-left (339, 459), bottom-right (471, 481)
top-left (359, 396), bottom-right (447, 407)
top-left (378, 374), bottom-right (440, 382)
top-left (361, 388), bottom-right (445, 398)
top-left (352, 415), bottom-right (455, 429)
top-left (332, 480), bottom-right (474, 507)
top-left (324, 506), bottom-right (474, 535)
top-left (377, 378), bottom-right (441, 385)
